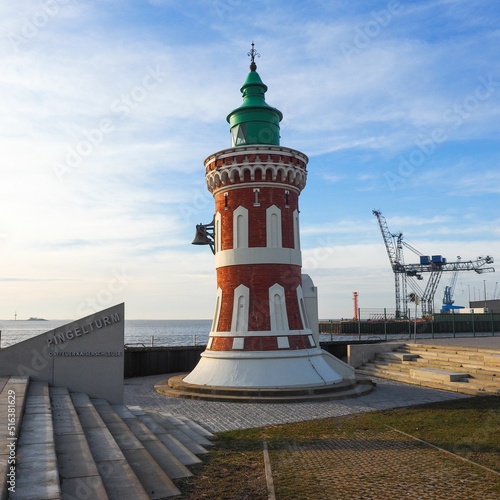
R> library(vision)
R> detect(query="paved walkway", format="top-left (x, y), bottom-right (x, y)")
top-left (124, 337), bottom-right (499, 433)
top-left (124, 338), bottom-right (500, 499)
top-left (267, 426), bottom-right (500, 500)
top-left (416, 336), bottom-right (500, 349)
top-left (124, 375), bottom-right (469, 433)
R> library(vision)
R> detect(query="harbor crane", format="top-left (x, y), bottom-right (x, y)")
top-left (373, 210), bottom-right (495, 318)
top-left (441, 257), bottom-right (462, 312)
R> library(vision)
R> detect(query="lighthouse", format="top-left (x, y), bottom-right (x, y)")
top-left (169, 45), bottom-right (371, 400)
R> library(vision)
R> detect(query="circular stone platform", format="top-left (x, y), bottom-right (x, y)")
top-left (155, 374), bottom-right (375, 403)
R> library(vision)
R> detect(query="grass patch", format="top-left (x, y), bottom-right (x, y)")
top-left (177, 396), bottom-right (500, 499)
top-left (176, 428), bottom-right (268, 499)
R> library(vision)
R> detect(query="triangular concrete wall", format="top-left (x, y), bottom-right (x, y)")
top-left (0, 303), bottom-right (124, 404)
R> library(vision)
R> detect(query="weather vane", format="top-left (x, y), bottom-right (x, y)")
top-left (248, 41), bottom-right (260, 71)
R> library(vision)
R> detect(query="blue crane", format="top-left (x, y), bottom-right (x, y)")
top-left (442, 257), bottom-right (462, 312)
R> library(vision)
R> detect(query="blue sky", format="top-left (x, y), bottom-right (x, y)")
top-left (1, 0), bottom-right (499, 320)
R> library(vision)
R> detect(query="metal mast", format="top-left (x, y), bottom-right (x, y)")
top-left (353, 292), bottom-right (359, 321)
top-left (373, 210), bottom-right (407, 318)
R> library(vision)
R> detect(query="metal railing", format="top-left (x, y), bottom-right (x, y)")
top-left (320, 309), bottom-right (499, 341)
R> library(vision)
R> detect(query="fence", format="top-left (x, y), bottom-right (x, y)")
top-left (124, 345), bottom-right (205, 378)
top-left (319, 310), bottom-right (500, 340)
top-left (123, 340), bottom-right (385, 378)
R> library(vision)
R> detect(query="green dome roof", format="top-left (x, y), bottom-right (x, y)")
top-left (227, 59), bottom-right (282, 147)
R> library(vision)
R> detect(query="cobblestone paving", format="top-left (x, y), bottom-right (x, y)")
top-left (124, 375), bottom-right (498, 499)
top-left (124, 374), bottom-right (469, 433)
top-left (268, 429), bottom-right (500, 500)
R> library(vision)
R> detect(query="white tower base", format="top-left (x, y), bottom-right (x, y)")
top-left (183, 348), bottom-right (355, 388)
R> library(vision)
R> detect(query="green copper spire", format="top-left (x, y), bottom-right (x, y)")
top-left (227, 43), bottom-right (283, 147)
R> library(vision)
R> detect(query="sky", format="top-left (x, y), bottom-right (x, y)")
top-left (1, 0), bottom-right (499, 320)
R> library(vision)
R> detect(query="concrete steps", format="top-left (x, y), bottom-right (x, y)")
top-left (135, 410), bottom-right (211, 457)
top-left (91, 398), bottom-right (181, 499)
top-left (12, 381), bottom-right (60, 500)
top-left (51, 387), bottom-right (108, 499)
top-left (128, 410), bottom-right (202, 467)
top-left (357, 343), bottom-right (500, 395)
top-left (111, 405), bottom-right (193, 480)
top-left (72, 392), bottom-right (151, 500)
top-left (158, 375), bottom-right (374, 403)
top-left (0, 379), bottom-right (214, 499)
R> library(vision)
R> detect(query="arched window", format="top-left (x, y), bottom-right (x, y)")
top-left (215, 212), bottom-right (222, 252)
top-left (211, 287), bottom-right (223, 333)
top-left (293, 209), bottom-right (300, 250)
top-left (269, 283), bottom-right (289, 332)
top-left (231, 284), bottom-right (249, 332)
top-left (266, 205), bottom-right (282, 248)
top-left (296, 285), bottom-right (310, 330)
top-left (233, 206), bottom-right (248, 249)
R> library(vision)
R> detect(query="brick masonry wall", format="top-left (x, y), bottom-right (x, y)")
top-left (209, 335), bottom-right (312, 351)
top-left (206, 148), bottom-right (308, 339)
top-left (215, 187), bottom-right (298, 250)
top-left (215, 264), bottom-right (303, 332)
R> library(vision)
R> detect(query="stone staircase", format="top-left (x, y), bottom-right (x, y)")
top-left (0, 376), bottom-right (213, 499)
top-left (357, 343), bottom-right (500, 396)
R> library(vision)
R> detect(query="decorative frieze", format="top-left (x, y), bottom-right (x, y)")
top-left (205, 146), bottom-right (308, 194)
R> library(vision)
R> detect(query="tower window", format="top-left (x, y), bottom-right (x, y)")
top-left (233, 206), bottom-right (249, 248)
top-left (269, 283), bottom-right (289, 332)
top-left (211, 287), bottom-right (223, 333)
top-left (266, 205), bottom-right (282, 248)
top-left (231, 284), bottom-right (249, 332)
top-left (231, 124), bottom-right (247, 146)
top-left (293, 209), bottom-right (300, 250)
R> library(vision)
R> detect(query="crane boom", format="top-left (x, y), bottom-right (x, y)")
top-left (372, 210), bottom-right (398, 269)
top-left (373, 210), bottom-right (406, 318)
top-left (403, 256), bottom-right (494, 274)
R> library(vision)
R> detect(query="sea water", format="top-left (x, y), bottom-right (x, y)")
top-left (0, 319), bottom-right (402, 349)
top-left (0, 319), bottom-right (212, 348)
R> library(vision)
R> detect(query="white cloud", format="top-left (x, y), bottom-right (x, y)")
top-left (0, 0), bottom-right (498, 319)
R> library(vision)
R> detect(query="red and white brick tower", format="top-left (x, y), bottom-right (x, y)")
top-left (183, 46), bottom-right (353, 390)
